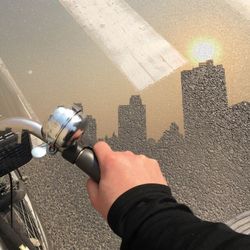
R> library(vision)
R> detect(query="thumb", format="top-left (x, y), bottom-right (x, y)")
top-left (86, 178), bottom-right (99, 208)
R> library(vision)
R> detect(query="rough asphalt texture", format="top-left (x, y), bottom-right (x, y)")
top-left (22, 150), bottom-right (249, 250)
top-left (2, 60), bottom-right (249, 249)
top-left (23, 155), bottom-right (121, 250)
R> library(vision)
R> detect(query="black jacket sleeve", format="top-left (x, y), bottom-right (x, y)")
top-left (107, 184), bottom-right (250, 250)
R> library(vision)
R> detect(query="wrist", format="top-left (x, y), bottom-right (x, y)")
top-left (107, 183), bottom-right (173, 236)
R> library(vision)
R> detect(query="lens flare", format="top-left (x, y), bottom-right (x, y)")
top-left (188, 38), bottom-right (221, 63)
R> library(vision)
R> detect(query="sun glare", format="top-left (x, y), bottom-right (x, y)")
top-left (189, 38), bottom-right (221, 63)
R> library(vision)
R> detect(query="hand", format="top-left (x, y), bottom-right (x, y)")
top-left (86, 141), bottom-right (167, 220)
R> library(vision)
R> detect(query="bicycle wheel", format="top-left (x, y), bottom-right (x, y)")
top-left (7, 171), bottom-right (52, 250)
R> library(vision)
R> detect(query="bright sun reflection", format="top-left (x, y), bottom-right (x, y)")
top-left (189, 38), bottom-right (221, 63)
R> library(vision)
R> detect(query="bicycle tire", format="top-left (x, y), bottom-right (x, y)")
top-left (0, 131), bottom-right (51, 249)
top-left (7, 171), bottom-right (52, 250)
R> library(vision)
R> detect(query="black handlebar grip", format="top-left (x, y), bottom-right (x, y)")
top-left (75, 148), bottom-right (100, 183)
top-left (62, 144), bottom-right (100, 183)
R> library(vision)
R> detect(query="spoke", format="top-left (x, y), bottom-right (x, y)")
top-left (14, 201), bottom-right (43, 249)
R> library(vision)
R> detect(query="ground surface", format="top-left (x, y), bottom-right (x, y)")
top-left (23, 155), bottom-right (120, 250)
top-left (23, 152), bottom-right (249, 250)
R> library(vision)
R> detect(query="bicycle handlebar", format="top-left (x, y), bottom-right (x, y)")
top-left (0, 104), bottom-right (100, 183)
top-left (0, 117), bottom-right (43, 140)
top-left (62, 144), bottom-right (100, 183)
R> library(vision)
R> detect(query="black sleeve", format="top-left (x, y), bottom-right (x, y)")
top-left (107, 184), bottom-right (250, 250)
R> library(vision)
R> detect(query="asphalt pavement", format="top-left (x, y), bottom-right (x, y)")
top-left (22, 149), bottom-right (249, 249)
top-left (23, 155), bottom-right (121, 250)
top-left (0, 59), bottom-right (249, 249)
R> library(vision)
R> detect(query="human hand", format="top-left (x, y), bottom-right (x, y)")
top-left (86, 141), bottom-right (167, 220)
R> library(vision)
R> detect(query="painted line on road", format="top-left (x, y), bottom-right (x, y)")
top-left (0, 58), bottom-right (42, 147)
top-left (59, 0), bottom-right (186, 90)
top-left (0, 59), bottom-right (38, 121)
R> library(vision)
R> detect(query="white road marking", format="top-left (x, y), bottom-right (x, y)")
top-left (0, 58), bottom-right (42, 147)
top-left (225, 0), bottom-right (250, 20)
top-left (59, 0), bottom-right (186, 90)
top-left (0, 59), bottom-right (38, 120)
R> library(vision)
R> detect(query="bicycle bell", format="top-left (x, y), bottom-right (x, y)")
top-left (41, 104), bottom-right (88, 152)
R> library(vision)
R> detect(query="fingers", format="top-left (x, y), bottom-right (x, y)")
top-left (93, 141), bottom-right (113, 170)
top-left (94, 141), bottom-right (112, 158)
